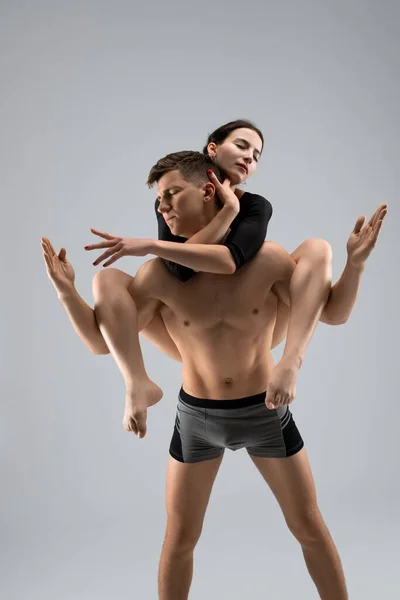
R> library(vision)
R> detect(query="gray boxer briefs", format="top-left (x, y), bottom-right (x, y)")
top-left (169, 387), bottom-right (304, 463)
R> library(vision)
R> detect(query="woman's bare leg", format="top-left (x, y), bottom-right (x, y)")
top-left (92, 269), bottom-right (170, 436)
top-left (266, 238), bottom-right (333, 407)
top-left (271, 238), bottom-right (333, 350)
top-left (283, 237), bottom-right (333, 363)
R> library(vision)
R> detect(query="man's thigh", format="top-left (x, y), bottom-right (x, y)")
top-left (164, 455), bottom-right (223, 545)
top-left (248, 448), bottom-right (320, 531)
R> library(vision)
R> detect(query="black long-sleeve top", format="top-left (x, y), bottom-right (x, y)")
top-left (154, 192), bottom-right (273, 282)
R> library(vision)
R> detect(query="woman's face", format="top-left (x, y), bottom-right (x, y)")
top-left (208, 128), bottom-right (263, 185)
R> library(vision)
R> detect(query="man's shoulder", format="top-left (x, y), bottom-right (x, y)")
top-left (136, 257), bottom-right (165, 277)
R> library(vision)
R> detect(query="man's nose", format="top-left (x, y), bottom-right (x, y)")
top-left (158, 199), bottom-right (169, 213)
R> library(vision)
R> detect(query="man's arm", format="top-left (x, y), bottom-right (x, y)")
top-left (57, 262), bottom-right (163, 357)
top-left (319, 261), bottom-right (364, 325)
top-left (41, 238), bottom-right (109, 355)
top-left (319, 204), bottom-right (387, 325)
top-left (58, 287), bottom-right (109, 355)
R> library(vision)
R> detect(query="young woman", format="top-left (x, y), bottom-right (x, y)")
top-left (83, 118), bottom-right (383, 427)
top-left (153, 120), bottom-right (273, 283)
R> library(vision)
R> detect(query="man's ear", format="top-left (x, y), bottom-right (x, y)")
top-left (202, 182), bottom-right (216, 204)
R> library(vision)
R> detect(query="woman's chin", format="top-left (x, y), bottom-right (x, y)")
top-left (225, 171), bottom-right (242, 185)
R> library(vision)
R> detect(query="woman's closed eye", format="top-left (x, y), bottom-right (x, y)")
top-left (235, 142), bottom-right (259, 162)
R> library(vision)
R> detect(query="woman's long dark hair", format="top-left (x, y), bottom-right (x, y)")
top-left (202, 119), bottom-right (264, 155)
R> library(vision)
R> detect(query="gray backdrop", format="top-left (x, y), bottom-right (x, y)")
top-left (2, 1), bottom-right (399, 598)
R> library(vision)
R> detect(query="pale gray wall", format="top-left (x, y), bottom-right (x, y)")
top-left (1, 1), bottom-right (399, 598)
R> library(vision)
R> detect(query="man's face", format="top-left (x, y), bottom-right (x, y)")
top-left (156, 170), bottom-right (211, 238)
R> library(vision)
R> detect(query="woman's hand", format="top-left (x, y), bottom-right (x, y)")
top-left (207, 170), bottom-right (240, 214)
top-left (85, 229), bottom-right (153, 267)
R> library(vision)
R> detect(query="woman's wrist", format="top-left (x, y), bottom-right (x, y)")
top-left (186, 205), bottom-right (238, 246)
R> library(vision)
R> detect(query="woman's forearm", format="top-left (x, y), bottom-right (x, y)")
top-left (149, 240), bottom-right (235, 274)
top-left (58, 287), bottom-right (109, 354)
top-left (148, 206), bottom-right (238, 273)
top-left (320, 260), bottom-right (365, 325)
top-left (185, 205), bottom-right (239, 245)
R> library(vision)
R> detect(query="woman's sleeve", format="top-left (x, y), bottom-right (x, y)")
top-left (223, 194), bottom-right (273, 270)
top-left (154, 198), bottom-right (197, 282)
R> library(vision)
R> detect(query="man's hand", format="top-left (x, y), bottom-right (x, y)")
top-left (347, 204), bottom-right (387, 268)
top-left (41, 237), bottom-right (76, 296)
top-left (207, 170), bottom-right (240, 214)
top-left (265, 359), bottom-right (299, 410)
top-left (85, 229), bottom-right (153, 267)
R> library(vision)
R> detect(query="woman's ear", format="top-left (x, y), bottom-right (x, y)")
top-left (207, 142), bottom-right (217, 158)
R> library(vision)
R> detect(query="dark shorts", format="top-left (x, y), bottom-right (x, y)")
top-left (169, 387), bottom-right (304, 464)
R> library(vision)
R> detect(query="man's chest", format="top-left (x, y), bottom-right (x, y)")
top-left (155, 264), bottom-right (275, 330)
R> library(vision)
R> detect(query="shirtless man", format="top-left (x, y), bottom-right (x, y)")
top-left (41, 152), bottom-right (388, 599)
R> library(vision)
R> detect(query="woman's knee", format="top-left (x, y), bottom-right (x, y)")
top-left (92, 268), bottom-right (133, 297)
top-left (301, 238), bottom-right (332, 263)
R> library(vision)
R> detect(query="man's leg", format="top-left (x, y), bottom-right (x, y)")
top-left (249, 449), bottom-right (348, 599)
top-left (158, 455), bottom-right (223, 600)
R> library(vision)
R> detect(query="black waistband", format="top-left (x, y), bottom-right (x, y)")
top-left (179, 386), bottom-right (267, 409)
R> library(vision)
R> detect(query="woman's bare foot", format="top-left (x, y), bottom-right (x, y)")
top-left (123, 378), bottom-right (163, 438)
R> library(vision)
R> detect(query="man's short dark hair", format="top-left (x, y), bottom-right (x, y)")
top-left (146, 151), bottom-right (224, 188)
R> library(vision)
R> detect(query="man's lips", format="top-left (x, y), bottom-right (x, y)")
top-left (165, 216), bottom-right (176, 223)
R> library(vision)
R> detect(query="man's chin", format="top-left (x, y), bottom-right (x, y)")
top-left (168, 222), bottom-right (182, 237)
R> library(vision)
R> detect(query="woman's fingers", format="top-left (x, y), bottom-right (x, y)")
top-left (85, 240), bottom-right (117, 251)
top-left (93, 242), bottom-right (123, 266)
top-left (90, 228), bottom-right (115, 240)
top-left (208, 169), bottom-right (231, 189)
top-left (207, 169), bottom-right (221, 187)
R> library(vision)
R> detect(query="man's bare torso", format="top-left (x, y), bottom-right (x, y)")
top-left (133, 242), bottom-right (291, 399)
